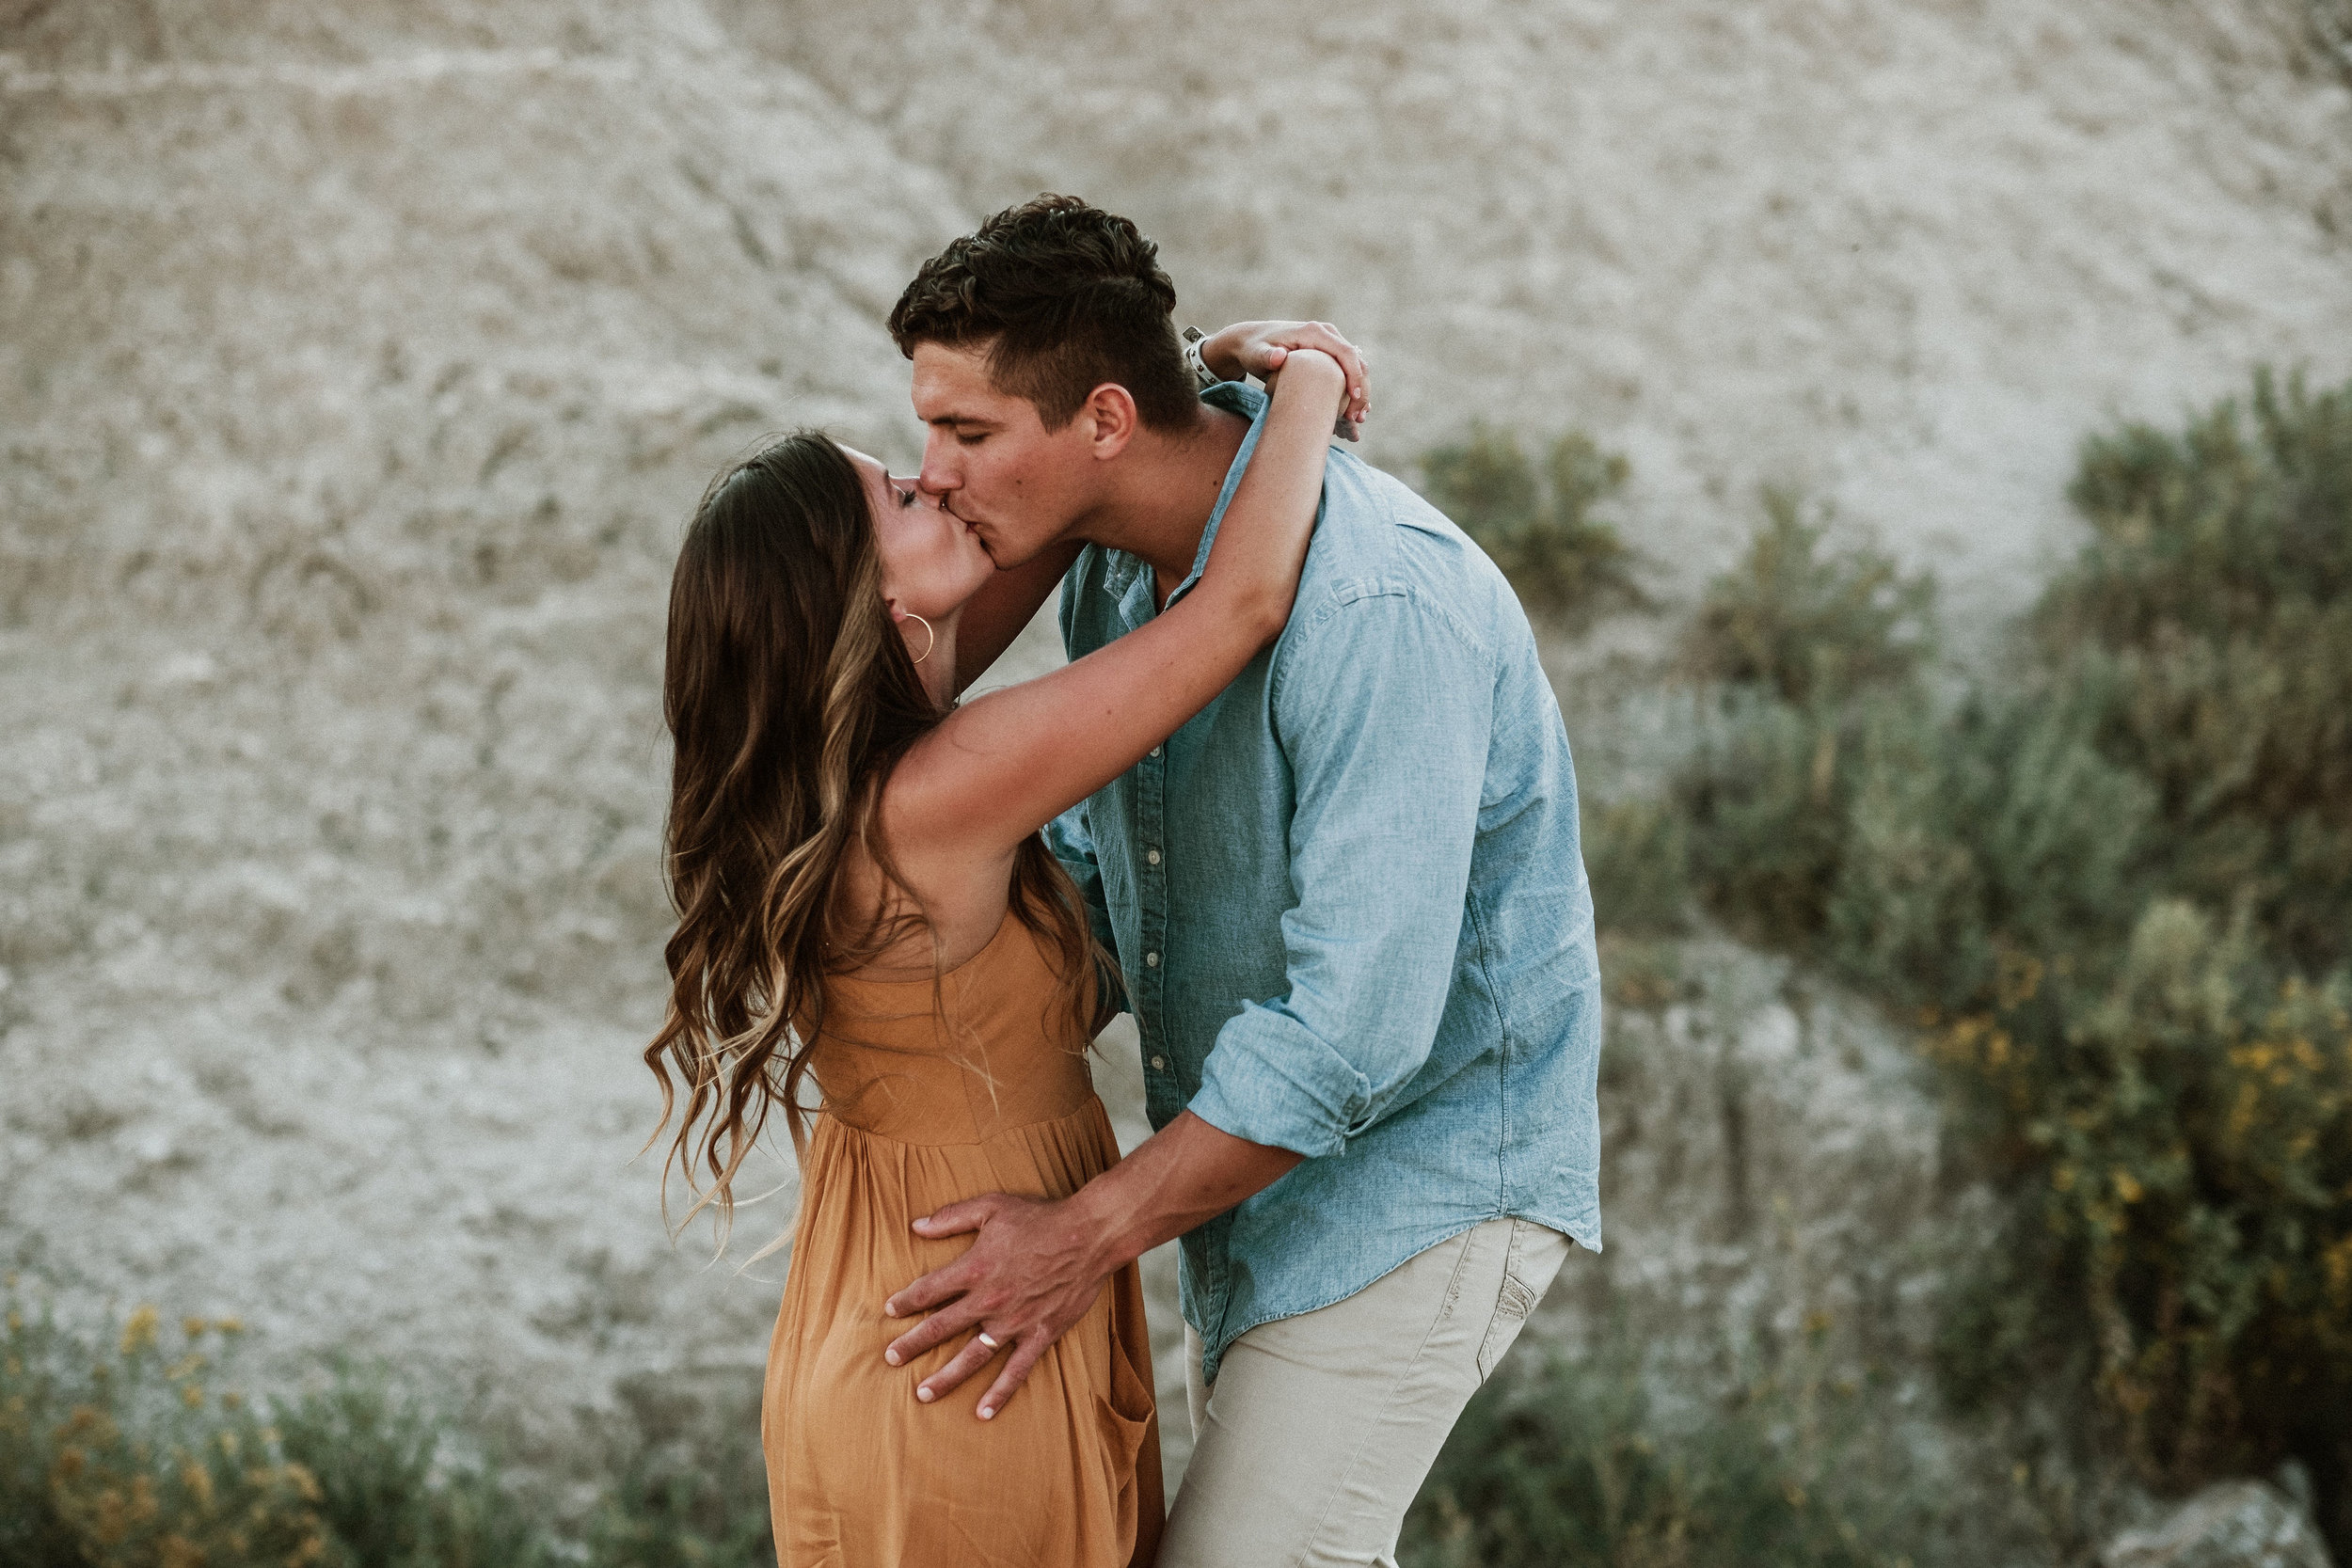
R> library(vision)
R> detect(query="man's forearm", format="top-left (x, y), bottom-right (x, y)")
top-left (1069, 1109), bottom-right (1304, 1274)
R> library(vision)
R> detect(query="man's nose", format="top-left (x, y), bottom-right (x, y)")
top-left (914, 434), bottom-right (958, 498)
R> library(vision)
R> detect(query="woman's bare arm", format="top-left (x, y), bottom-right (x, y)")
top-left (885, 350), bottom-right (1348, 863)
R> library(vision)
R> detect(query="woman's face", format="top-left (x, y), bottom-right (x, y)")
top-left (841, 445), bottom-right (996, 624)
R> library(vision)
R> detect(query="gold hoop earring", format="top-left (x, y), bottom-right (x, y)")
top-left (904, 612), bottom-right (936, 666)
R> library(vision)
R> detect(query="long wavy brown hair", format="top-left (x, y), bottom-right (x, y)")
top-left (646, 432), bottom-right (1096, 1247)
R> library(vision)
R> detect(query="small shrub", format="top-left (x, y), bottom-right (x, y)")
top-left (1, 1281), bottom-right (335, 1568)
top-left (2037, 368), bottom-right (2352, 979)
top-left (1820, 689), bottom-right (2157, 1014)
top-left (1679, 489), bottom-right (1932, 707)
top-left (273, 1367), bottom-right (548, 1568)
top-left (1402, 1346), bottom-right (1921, 1568)
top-left (1676, 689), bottom-right (1875, 946)
top-left (1419, 425), bottom-right (1644, 624)
top-left (583, 1382), bottom-right (771, 1568)
top-left (0, 1275), bottom-right (771, 1568)
top-left (1581, 795), bottom-right (1692, 939)
top-left (1671, 492), bottom-right (1940, 952)
top-left (1928, 905), bottom-right (2352, 1497)
top-left (585, 1451), bottom-right (773, 1568)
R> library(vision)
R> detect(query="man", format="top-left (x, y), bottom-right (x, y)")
top-left (876, 195), bottom-right (1602, 1565)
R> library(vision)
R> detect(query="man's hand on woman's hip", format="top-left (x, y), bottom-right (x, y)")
top-left (881, 1109), bottom-right (1303, 1418)
top-left (882, 1189), bottom-right (1120, 1422)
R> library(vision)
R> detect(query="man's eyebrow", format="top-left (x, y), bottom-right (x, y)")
top-left (928, 411), bottom-right (999, 428)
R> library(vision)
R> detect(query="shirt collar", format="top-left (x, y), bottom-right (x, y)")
top-left (1159, 380), bottom-right (1270, 613)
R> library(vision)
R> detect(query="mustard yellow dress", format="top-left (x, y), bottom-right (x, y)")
top-left (761, 911), bottom-right (1163, 1567)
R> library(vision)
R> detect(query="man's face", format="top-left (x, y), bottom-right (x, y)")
top-left (910, 341), bottom-right (1103, 570)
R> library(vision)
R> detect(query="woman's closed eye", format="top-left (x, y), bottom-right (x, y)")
top-left (893, 482), bottom-right (920, 508)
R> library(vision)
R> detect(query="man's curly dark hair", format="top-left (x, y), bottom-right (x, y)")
top-left (888, 195), bottom-right (1199, 433)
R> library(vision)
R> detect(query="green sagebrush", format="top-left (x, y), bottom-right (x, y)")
top-left (1418, 424), bottom-right (1645, 626)
top-left (0, 1275), bottom-right (770, 1568)
top-left (1, 1287), bottom-right (334, 1568)
top-left (1401, 1343), bottom-right (1927, 1568)
top-left (1664, 369), bottom-right (2352, 1546)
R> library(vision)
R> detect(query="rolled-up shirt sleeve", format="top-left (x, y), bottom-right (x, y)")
top-left (1185, 585), bottom-right (1494, 1158)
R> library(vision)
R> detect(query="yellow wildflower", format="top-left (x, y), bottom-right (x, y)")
top-left (119, 1305), bottom-right (160, 1356)
top-left (2323, 1234), bottom-right (2352, 1305)
top-left (1995, 950), bottom-right (2042, 1009)
top-left (91, 1486), bottom-right (130, 1545)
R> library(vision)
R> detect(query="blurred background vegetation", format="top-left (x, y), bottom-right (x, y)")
top-left (1406, 367), bottom-right (2352, 1565)
top-left (3, 1270), bottom-right (772, 1568)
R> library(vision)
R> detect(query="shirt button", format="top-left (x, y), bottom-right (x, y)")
top-left (1149, 745), bottom-right (1162, 758)
top-left (1150, 1055), bottom-right (1167, 1070)
top-left (1146, 848), bottom-right (1162, 866)
top-left (1145, 951), bottom-right (1160, 968)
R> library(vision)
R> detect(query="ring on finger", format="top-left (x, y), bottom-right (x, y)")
top-left (977, 1331), bottom-right (1000, 1350)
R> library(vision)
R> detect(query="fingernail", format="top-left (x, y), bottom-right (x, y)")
top-left (977, 1406), bottom-right (994, 1420)
top-left (885, 1349), bottom-right (900, 1366)
top-left (916, 1386), bottom-right (934, 1402)
top-left (884, 1304), bottom-right (898, 1318)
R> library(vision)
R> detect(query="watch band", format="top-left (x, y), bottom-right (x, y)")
top-left (1180, 325), bottom-right (1223, 392)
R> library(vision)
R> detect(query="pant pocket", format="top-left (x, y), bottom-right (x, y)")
top-left (1474, 1222), bottom-right (1554, 1382)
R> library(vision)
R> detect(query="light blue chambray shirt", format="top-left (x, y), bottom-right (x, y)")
top-left (1046, 382), bottom-right (1603, 1386)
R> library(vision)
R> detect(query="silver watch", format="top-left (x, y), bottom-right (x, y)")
top-left (1180, 325), bottom-right (1224, 392)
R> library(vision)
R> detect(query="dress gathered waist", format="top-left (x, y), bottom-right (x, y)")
top-left (812, 1089), bottom-right (1116, 1151)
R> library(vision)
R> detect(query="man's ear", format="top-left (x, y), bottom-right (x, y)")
top-left (1082, 383), bottom-right (1140, 461)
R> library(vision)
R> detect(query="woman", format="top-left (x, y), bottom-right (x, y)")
top-left (646, 329), bottom-right (1360, 1567)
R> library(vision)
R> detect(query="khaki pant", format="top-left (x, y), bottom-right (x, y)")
top-left (1158, 1216), bottom-right (1573, 1568)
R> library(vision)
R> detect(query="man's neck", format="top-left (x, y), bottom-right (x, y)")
top-left (1070, 403), bottom-right (1252, 607)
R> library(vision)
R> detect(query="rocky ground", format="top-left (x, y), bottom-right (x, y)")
top-left (5, 0), bottom-right (2352, 1535)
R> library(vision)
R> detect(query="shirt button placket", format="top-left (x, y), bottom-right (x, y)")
top-left (1141, 743), bottom-right (1168, 1086)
